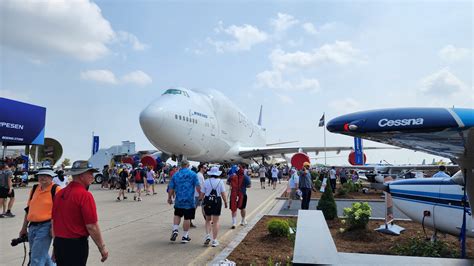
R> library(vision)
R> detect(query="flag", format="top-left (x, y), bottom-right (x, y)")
top-left (92, 135), bottom-right (99, 155)
top-left (318, 113), bottom-right (325, 127)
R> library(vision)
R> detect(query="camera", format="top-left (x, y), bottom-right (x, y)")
top-left (11, 234), bottom-right (28, 246)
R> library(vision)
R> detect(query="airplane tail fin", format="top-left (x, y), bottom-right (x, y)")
top-left (257, 105), bottom-right (263, 126)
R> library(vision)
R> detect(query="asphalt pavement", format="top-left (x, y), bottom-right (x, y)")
top-left (0, 180), bottom-right (286, 266)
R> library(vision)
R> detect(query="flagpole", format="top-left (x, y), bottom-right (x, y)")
top-left (318, 112), bottom-right (327, 166)
top-left (324, 120), bottom-right (327, 166)
top-left (91, 131), bottom-right (94, 157)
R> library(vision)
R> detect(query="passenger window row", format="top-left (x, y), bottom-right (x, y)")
top-left (175, 114), bottom-right (198, 124)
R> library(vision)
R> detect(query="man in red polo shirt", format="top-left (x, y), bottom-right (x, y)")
top-left (52, 161), bottom-right (108, 266)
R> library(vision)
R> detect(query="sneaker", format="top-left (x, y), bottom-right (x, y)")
top-left (240, 220), bottom-right (247, 226)
top-left (123, 196), bottom-right (127, 200)
top-left (153, 192), bottom-right (157, 195)
top-left (116, 197), bottom-right (121, 201)
top-left (204, 235), bottom-right (211, 246)
top-left (170, 230), bottom-right (178, 241)
top-left (133, 196), bottom-right (137, 201)
top-left (211, 239), bottom-right (219, 247)
top-left (0, 214), bottom-right (5, 218)
top-left (181, 236), bottom-right (191, 243)
top-left (138, 197), bottom-right (142, 201)
top-left (231, 224), bottom-right (236, 229)
top-left (4, 211), bottom-right (15, 218)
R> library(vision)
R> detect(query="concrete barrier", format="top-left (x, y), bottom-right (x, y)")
top-left (293, 210), bottom-right (338, 265)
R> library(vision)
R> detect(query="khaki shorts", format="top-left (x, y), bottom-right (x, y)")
top-left (289, 188), bottom-right (298, 200)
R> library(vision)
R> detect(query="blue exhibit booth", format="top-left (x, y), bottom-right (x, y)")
top-left (0, 97), bottom-right (46, 146)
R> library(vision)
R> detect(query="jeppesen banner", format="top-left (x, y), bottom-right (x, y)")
top-left (0, 97), bottom-right (46, 145)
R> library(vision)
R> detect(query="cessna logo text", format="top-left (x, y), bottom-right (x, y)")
top-left (378, 118), bottom-right (424, 127)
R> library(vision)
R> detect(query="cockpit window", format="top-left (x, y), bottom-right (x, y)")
top-left (162, 89), bottom-right (190, 97)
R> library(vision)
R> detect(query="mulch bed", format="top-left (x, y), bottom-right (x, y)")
top-left (227, 216), bottom-right (297, 265)
top-left (227, 216), bottom-right (473, 265)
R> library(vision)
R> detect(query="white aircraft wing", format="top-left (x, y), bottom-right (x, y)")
top-left (238, 146), bottom-right (393, 159)
top-left (335, 164), bottom-right (459, 172)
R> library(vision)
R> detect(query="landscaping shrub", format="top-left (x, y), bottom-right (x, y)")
top-left (313, 179), bottom-right (322, 190)
top-left (316, 179), bottom-right (337, 220)
top-left (342, 202), bottom-right (371, 230)
top-left (342, 180), bottom-right (363, 193)
top-left (391, 236), bottom-right (459, 258)
top-left (337, 187), bottom-right (348, 196)
top-left (310, 171), bottom-right (319, 181)
top-left (267, 218), bottom-right (290, 237)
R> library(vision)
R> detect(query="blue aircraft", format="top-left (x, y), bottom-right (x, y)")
top-left (327, 107), bottom-right (473, 256)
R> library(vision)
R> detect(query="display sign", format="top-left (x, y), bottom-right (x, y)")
top-left (0, 98), bottom-right (46, 145)
top-left (354, 137), bottom-right (364, 165)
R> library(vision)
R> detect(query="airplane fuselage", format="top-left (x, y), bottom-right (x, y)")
top-left (139, 88), bottom-right (265, 162)
top-left (389, 177), bottom-right (472, 237)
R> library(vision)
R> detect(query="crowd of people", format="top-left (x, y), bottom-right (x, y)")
top-left (2, 156), bottom-right (456, 265)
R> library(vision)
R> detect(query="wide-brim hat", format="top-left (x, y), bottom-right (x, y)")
top-left (68, 160), bottom-right (99, 176)
top-left (207, 166), bottom-right (222, 176)
top-left (35, 168), bottom-right (57, 178)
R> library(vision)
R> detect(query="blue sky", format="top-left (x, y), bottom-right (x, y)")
top-left (1, 0), bottom-right (472, 165)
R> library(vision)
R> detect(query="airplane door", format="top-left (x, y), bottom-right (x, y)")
top-left (434, 181), bottom-right (463, 235)
top-left (205, 116), bottom-right (218, 155)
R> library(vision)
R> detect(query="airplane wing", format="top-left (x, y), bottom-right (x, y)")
top-left (335, 165), bottom-right (460, 172)
top-left (326, 107), bottom-right (474, 161)
top-left (238, 146), bottom-right (394, 159)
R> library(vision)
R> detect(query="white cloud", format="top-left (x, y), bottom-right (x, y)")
top-left (302, 22), bottom-right (318, 35)
top-left (116, 31), bottom-right (148, 51)
top-left (1, 0), bottom-right (114, 61)
top-left (287, 39), bottom-right (303, 47)
top-left (121, 71), bottom-right (152, 86)
top-left (80, 70), bottom-right (118, 85)
top-left (439, 45), bottom-right (470, 62)
top-left (420, 68), bottom-right (466, 95)
top-left (256, 41), bottom-right (363, 94)
top-left (0, 89), bottom-right (30, 102)
top-left (256, 70), bottom-right (320, 93)
top-left (80, 70), bottom-right (152, 87)
top-left (328, 98), bottom-right (362, 113)
top-left (276, 93), bottom-right (294, 104)
top-left (0, 0), bottom-right (147, 61)
top-left (209, 22), bottom-right (268, 52)
top-left (418, 68), bottom-right (473, 107)
top-left (270, 13), bottom-right (299, 33)
top-left (270, 41), bottom-right (364, 71)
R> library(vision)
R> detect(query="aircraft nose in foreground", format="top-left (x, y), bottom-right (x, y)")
top-left (139, 102), bottom-right (165, 136)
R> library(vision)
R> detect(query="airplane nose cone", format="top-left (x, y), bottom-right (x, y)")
top-left (139, 103), bottom-right (164, 137)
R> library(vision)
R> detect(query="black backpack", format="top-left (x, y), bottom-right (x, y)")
top-left (204, 180), bottom-right (220, 209)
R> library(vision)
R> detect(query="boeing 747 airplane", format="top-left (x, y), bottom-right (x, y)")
top-left (139, 88), bottom-right (387, 163)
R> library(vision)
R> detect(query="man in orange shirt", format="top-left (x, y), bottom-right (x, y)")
top-left (18, 168), bottom-right (60, 266)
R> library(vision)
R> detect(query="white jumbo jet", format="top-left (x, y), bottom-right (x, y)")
top-left (139, 88), bottom-right (387, 163)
